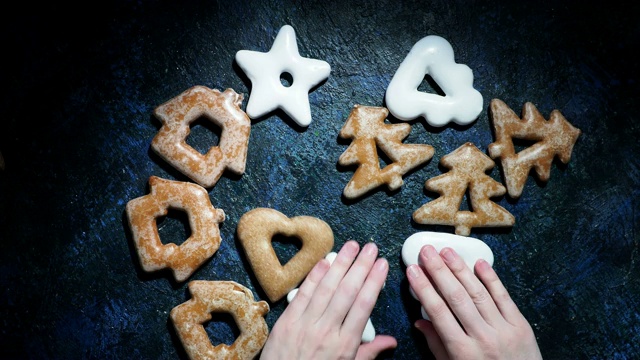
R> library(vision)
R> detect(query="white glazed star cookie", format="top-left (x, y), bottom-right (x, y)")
top-left (235, 25), bottom-right (331, 127)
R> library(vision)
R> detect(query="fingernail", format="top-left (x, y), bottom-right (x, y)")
top-left (477, 258), bottom-right (491, 270)
top-left (441, 247), bottom-right (455, 262)
top-left (408, 264), bottom-right (420, 278)
top-left (421, 245), bottom-right (436, 259)
top-left (375, 258), bottom-right (388, 271)
top-left (344, 240), bottom-right (359, 254)
top-left (364, 242), bottom-right (377, 255)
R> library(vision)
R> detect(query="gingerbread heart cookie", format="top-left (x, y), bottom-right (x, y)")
top-left (237, 208), bottom-right (334, 302)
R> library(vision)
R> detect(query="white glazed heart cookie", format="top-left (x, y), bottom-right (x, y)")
top-left (286, 252), bottom-right (378, 343)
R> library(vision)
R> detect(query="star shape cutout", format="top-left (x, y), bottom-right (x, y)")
top-left (235, 25), bottom-right (331, 127)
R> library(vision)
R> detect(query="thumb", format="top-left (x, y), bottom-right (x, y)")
top-left (355, 335), bottom-right (397, 360)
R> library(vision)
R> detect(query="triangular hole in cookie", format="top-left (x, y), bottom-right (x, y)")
top-left (272, 234), bottom-right (303, 265)
top-left (186, 116), bottom-right (222, 155)
top-left (377, 144), bottom-right (393, 170)
top-left (459, 189), bottom-right (472, 212)
top-left (156, 207), bottom-right (191, 246)
top-left (417, 74), bottom-right (445, 96)
top-left (512, 137), bottom-right (539, 155)
top-left (204, 312), bottom-right (241, 346)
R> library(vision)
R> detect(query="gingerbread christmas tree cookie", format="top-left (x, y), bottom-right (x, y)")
top-left (413, 142), bottom-right (514, 236)
top-left (488, 99), bottom-right (581, 198)
top-left (338, 105), bottom-right (434, 199)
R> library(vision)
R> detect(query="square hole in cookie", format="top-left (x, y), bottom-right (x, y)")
top-left (272, 234), bottom-right (303, 266)
top-left (156, 207), bottom-right (191, 246)
top-left (186, 116), bottom-right (222, 155)
top-left (204, 312), bottom-right (241, 346)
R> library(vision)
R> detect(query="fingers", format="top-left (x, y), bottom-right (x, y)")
top-left (415, 320), bottom-right (449, 360)
top-left (304, 240), bottom-right (361, 320)
top-left (354, 335), bottom-right (397, 360)
top-left (475, 258), bottom-right (524, 325)
top-left (282, 257), bottom-right (331, 321)
top-left (439, 247), bottom-right (504, 326)
top-left (406, 263), bottom-right (465, 342)
top-left (323, 242), bottom-right (379, 324)
top-left (341, 257), bottom-right (388, 340)
top-left (417, 245), bottom-right (487, 336)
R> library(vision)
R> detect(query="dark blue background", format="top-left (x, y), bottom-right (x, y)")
top-left (1, 0), bottom-right (638, 359)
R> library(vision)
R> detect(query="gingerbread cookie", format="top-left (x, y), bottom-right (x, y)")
top-left (237, 208), bottom-right (334, 302)
top-left (488, 99), bottom-right (581, 198)
top-left (413, 142), bottom-right (515, 236)
top-left (151, 86), bottom-right (251, 188)
top-left (125, 176), bottom-right (225, 282)
top-left (338, 105), bottom-right (434, 199)
top-left (170, 280), bottom-right (269, 360)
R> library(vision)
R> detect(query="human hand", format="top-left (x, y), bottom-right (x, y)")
top-left (260, 240), bottom-right (397, 360)
top-left (406, 245), bottom-right (542, 360)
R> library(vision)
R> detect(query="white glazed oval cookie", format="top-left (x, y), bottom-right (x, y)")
top-left (402, 231), bottom-right (494, 270)
top-left (402, 231), bottom-right (493, 320)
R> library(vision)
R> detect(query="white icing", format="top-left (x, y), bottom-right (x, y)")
top-left (401, 231), bottom-right (494, 320)
top-left (235, 25), bottom-right (331, 127)
top-left (286, 251), bottom-right (376, 342)
top-left (324, 251), bottom-right (337, 264)
top-left (286, 288), bottom-right (298, 303)
top-left (385, 35), bottom-right (483, 127)
top-left (362, 318), bottom-right (375, 343)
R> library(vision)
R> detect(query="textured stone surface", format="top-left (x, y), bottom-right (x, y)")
top-left (0, 1), bottom-right (638, 359)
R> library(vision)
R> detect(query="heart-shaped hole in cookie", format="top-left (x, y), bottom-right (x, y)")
top-left (272, 233), bottom-right (303, 265)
